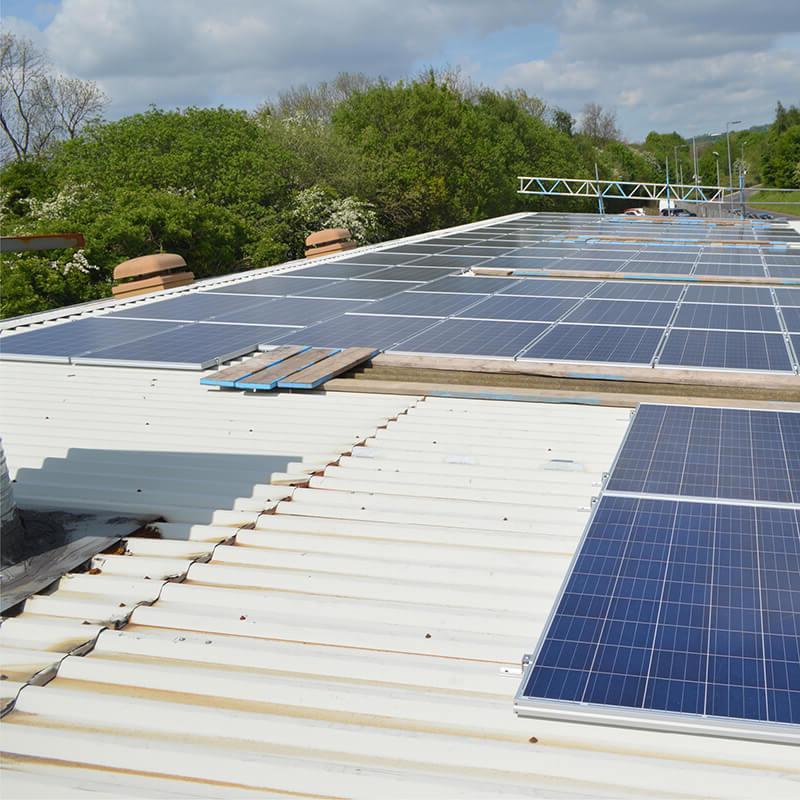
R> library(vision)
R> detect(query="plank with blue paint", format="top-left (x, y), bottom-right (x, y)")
top-left (278, 347), bottom-right (379, 389)
top-left (236, 347), bottom-right (339, 391)
top-left (200, 345), bottom-right (309, 387)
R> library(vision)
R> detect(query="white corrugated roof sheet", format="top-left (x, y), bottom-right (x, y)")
top-left (1, 360), bottom-right (798, 798)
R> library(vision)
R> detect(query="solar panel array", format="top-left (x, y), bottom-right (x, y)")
top-left (2, 213), bottom-right (799, 370)
top-left (516, 404), bottom-right (800, 744)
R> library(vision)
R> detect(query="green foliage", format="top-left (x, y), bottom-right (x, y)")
top-left (7, 79), bottom-right (792, 320)
top-left (0, 250), bottom-right (108, 317)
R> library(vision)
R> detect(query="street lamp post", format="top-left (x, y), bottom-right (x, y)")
top-left (726, 119), bottom-right (741, 208)
top-left (713, 151), bottom-right (721, 190)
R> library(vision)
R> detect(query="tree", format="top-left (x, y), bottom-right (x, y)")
top-left (579, 102), bottom-right (621, 143)
top-left (264, 72), bottom-right (374, 123)
top-left (0, 32), bottom-right (107, 162)
top-left (551, 108), bottom-right (574, 136)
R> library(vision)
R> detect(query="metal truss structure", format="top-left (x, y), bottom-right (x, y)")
top-left (517, 176), bottom-right (729, 205)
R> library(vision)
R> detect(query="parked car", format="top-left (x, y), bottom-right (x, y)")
top-left (623, 207), bottom-right (647, 217)
top-left (662, 208), bottom-right (697, 217)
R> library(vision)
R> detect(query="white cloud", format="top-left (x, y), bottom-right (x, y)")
top-left (5, 1), bottom-right (799, 139)
top-left (498, 1), bottom-right (800, 137)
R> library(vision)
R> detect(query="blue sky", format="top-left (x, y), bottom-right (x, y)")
top-left (4, 1), bottom-right (799, 140)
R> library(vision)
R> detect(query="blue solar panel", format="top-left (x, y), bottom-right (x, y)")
top-left (697, 264), bottom-right (766, 278)
top-left (564, 300), bottom-right (674, 327)
top-left (456, 294), bottom-right (578, 322)
top-left (520, 324), bottom-right (664, 364)
top-left (74, 322), bottom-right (280, 368)
top-left (768, 267), bottom-right (800, 279)
top-left (405, 254), bottom-right (492, 268)
top-left (289, 262), bottom-right (386, 279)
top-left (497, 279), bottom-right (600, 298)
top-left (391, 318), bottom-right (547, 357)
top-left (340, 252), bottom-right (419, 266)
top-left (673, 303), bottom-right (781, 332)
top-left (210, 297), bottom-right (363, 326)
top-left (554, 258), bottom-right (626, 272)
top-left (516, 494), bottom-right (800, 737)
top-left (607, 405), bottom-right (800, 504)
top-left (294, 279), bottom-right (419, 300)
top-left (270, 313), bottom-right (436, 349)
top-left (619, 261), bottom-right (694, 274)
top-left (684, 286), bottom-right (773, 305)
top-left (357, 266), bottom-right (457, 282)
top-left (205, 276), bottom-right (338, 296)
top-left (591, 283), bottom-right (684, 302)
top-left (776, 289), bottom-right (800, 307)
top-left (659, 330), bottom-right (792, 371)
top-left (632, 251), bottom-right (696, 263)
top-left (481, 256), bottom-right (560, 269)
top-left (362, 291), bottom-right (481, 317)
top-left (0, 317), bottom-right (180, 362)
top-left (422, 276), bottom-right (521, 294)
top-left (107, 292), bottom-right (269, 322)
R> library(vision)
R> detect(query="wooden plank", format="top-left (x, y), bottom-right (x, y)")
top-left (236, 348), bottom-right (339, 391)
top-left (324, 377), bottom-right (800, 410)
top-left (200, 346), bottom-right (309, 387)
top-left (372, 353), bottom-right (800, 392)
top-left (278, 347), bottom-right (379, 389)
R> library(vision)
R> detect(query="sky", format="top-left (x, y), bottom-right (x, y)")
top-left (3, 0), bottom-right (799, 140)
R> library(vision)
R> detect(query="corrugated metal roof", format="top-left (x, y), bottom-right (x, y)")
top-left (2, 360), bottom-right (797, 796)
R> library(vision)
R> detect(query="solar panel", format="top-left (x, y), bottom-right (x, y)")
top-left (294, 279), bottom-right (419, 300)
top-left (338, 252), bottom-right (418, 266)
top-left (209, 297), bottom-right (363, 326)
top-left (447, 245), bottom-right (514, 256)
top-left (391, 318), bottom-right (547, 357)
top-left (684, 286), bottom-right (773, 305)
top-left (456, 294), bottom-right (578, 322)
top-left (781, 308), bottom-right (800, 332)
top-left (481, 256), bottom-right (560, 269)
top-left (553, 258), bottom-right (626, 272)
top-left (74, 322), bottom-right (280, 368)
top-left (591, 283), bottom-right (684, 302)
top-left (697, 264), bottom-right (766, 278)
top-left (658, 329), bottom-right (792, 372)
top-left (405, 254), bottom-right (492, 268)
top-left (107, 292), bottom-right (269, 322)
top-left (632, 251), bottom-right (696, 263)
top-left (361, 291), bottom-right (482, 317)
top-left (0, 317), bottom-right (180, 362)
top-left (564, 300), bottom-right (675, 327)
top-left (606, 405), bottom-right (800, 504)
top-left (767, 266), bottom-right (800, 279)
top-left (775, 289), bottom-right (800, 307)
top-left (289, 262), bottom-right (387, 279)
top-left (204, 275), bottom-right (338, 296)
top-left (421, 275), bottom-right (520, 294)
top-left (496, 279), bottom-right (599, 298)
top-left (619, 261), bottom-right (694, 274)
top-left (357, 266), bottom-right (458, 282)
top-left (673, 303), bottom-right (781, 332)
top-left (269, 313), bottom-right (437, 349)
top-left (520, 324), bottom-right (664, 365)
top-left (515, 494), bottom-right (800, 742)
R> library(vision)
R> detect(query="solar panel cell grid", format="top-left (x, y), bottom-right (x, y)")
top-left (658, 329), bottom-right (792, 372)
top-left (673, 303), bottom-right (781, 332)
top-left (204, 276), bottom-right (338, 296)
top-left (564, 300), bottom-right (675, 327)
top-left (456, 294), bottom-right (578, 322)
top-left (391, 318), bottom-right (547, 357)
top-left (521, 324), bottom-right (664, 365)
top-left (520, 495), bottom-right (800, 729)
top-left (498, 279), bottom-right (600, 298)
top-left (294, 279), bottom-right (419, 300)
top-left (684, 286), bottom-right (773, 305)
